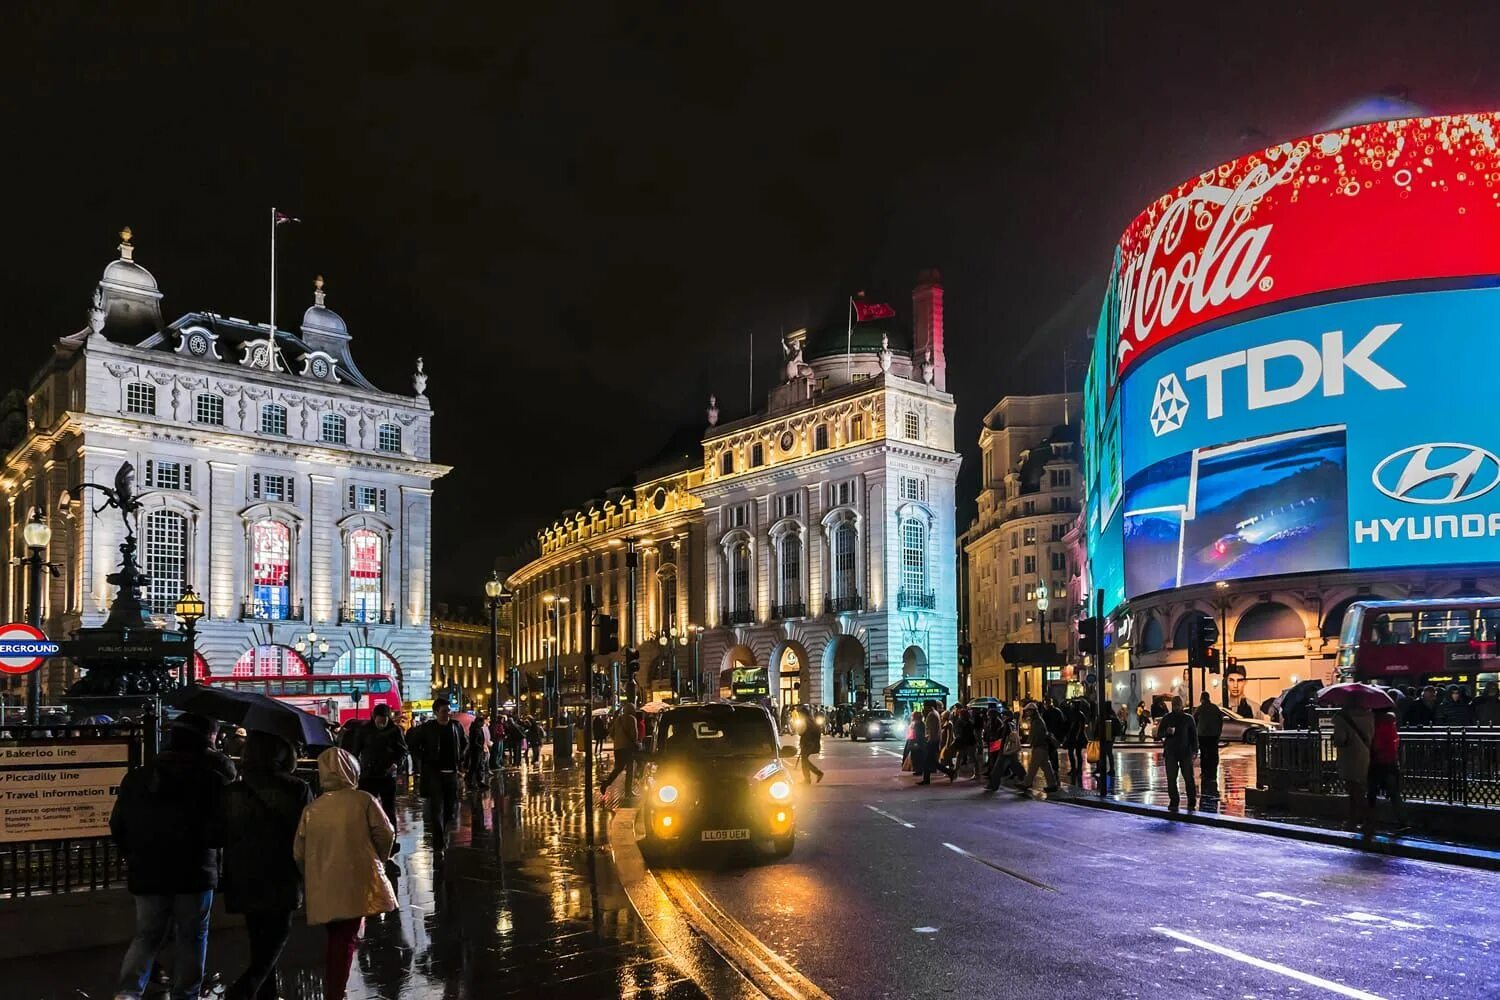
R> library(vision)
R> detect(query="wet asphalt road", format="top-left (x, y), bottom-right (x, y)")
top-left (660, 738), bottom-right (1500, 1000)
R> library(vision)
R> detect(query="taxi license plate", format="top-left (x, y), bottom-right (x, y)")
top-left (700, 828), bottom-right (751, 842)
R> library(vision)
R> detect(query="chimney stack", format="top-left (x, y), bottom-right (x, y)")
top-left (911, 269), bottom-right (945, 391)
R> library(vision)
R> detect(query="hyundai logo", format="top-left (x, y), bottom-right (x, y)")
top-left (1372, 443), bottom-right (1500, 505)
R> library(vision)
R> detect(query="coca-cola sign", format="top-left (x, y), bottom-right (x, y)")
top-left (1115, 111), bottom-right (1500, 377)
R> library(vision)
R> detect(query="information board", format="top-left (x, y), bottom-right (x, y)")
top-left (0, 739), bottom-right (132, 843)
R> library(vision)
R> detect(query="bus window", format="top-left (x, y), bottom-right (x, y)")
top-left (371, 678), bottom-right (391, 694)
top-left (1419, 609), bottom-right (1473, 644)
top-left (281, 680), bottom-right (310, 696)
top-left (1478, 610), bottom-right (1500, 646)
top-left (1369, 612), bottom-right (1414, 644)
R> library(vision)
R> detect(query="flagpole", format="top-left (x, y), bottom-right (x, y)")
top-left (269, 206), bottom-right (278, 371)
top-left (846, 297), bottom-right (853, 381)
top-left (748, 332), bottom-right (753, 413)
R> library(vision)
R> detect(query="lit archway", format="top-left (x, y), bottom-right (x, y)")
top-left (901, 645), bottom-right (929, 678)
top-left (822, 634), bottom-right (867, 706)
top-left (719, 643), bottom-right (763, 702)
top-left (770, 640), bottom-right (812, 711)
top-left (332, 646), bottom-right (401, 690)
top-left (233, 644), bottom-right (308, 677)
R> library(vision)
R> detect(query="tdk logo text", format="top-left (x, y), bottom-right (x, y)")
top-left (1149, 323), bottom-right (1405, 437)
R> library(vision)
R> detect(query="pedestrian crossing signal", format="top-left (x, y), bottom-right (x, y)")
top-left (595, 613), bottom-right (620, 655)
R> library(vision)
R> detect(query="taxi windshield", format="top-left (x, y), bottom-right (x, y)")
top-left (659, 712), bottom-right (775, 758)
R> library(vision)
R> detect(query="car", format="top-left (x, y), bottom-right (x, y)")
top-left (1154, 702), bottom-right (1271, 744)
top-left (639, 702), bottom-right (796, 858)
top-left (849, 709), bottom-right (902, 742)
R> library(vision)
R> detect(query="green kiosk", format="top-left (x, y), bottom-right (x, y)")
top-left (883, 677), bottom-right (951, 720)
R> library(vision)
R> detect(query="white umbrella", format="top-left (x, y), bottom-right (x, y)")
top-left (591, 707), bottom-right (613, 717)
top-left (639, 700), bottom-right (673, 713)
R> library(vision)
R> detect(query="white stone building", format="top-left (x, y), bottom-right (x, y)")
top-left (698, 273), bottom-right (962, 715)
top-left (0, 230), bottom-right (449, 705)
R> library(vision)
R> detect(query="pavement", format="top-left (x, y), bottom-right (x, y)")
top-left (650, 738), bottom-right (1500, 1000)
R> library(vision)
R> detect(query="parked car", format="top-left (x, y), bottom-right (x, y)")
top-left (849, 709), bottom-right (902, 742)
top-left (1154, 702), bottom-right (1271, 744)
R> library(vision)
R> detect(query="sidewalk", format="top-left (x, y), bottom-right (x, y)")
top-left (9, 758), bottom-right (704, 1000)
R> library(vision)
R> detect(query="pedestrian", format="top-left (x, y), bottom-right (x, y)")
top-left (1041, 697), bottom-right (1067, 777)
top-left (1017, 704), bottom-right (1059, 795)
top-left (1476, 681), bottom-right (1500, 725)
top-left (1403, 685), bottom-right (1439, 728)
top-left (1194, 691), bottom-right (1223, 792)
top-left (1332, 703), bottom-right (1375, 837)
top-left (984, 713), bottom-right (1023, 792)
top-left (1063, 700), bottom-right (1089, 782)
top-left (294, 748), bottom-right (398, 1000)
top-left (918, 700), bottom-right (954, 784)
top-left (1368, 705), bottom-right (1406, 830)
top-left (1093, 700), bottom-right (1120, 779)
top-left (110, 713), bottom-right (232, 1000)
top-left (798, 709), bottom-right (825, 783)
top-left (525, 716), bottom-right (544, 765)
top-left (1135, 700), bottom-right (1151, 742)
top-left (953, 707), bottom-right (978, 778)
top-left (599, 702), bottom-right (640, 795)
top-left (902, 711), bottom-right (923, 773)
top-left (223, 727), bottom-right (247, 760)
top-left (466, 714), bottom-right (490, 787)
top-left (354, 704), bottom-right (407, 827)
top-left (406, 698), bottom-right (467, 838)
top-left (218, 732), bottom-right (313, 1000)
top-left (1434, 684), bottom-right (1475, 726)
top-left (1159, 695), bottom-right (1198, 813)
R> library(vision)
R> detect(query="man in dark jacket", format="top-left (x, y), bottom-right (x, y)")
top-left (218, 731), bottom-right (312, 1000)
top-left (1194, 691), bottom-right (1224, 792)
top-left (1160, 695), bottom-right (1199, 812)
top-left (407, 698), bottom-right (467, 837)
top-left (111, 713), bottom-right (233, 1000)
top-left (348, 704), bottom-right (408, 826)
top-left (1403, 685), bottom-right (1440, 727)
top-left (798, 711), bottom-right (825, 783)
top-left (1042, 698), bottom-right (1068, 778)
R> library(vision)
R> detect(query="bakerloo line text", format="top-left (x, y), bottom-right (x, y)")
top-left (1354, 512), bottom-right (1500, 543)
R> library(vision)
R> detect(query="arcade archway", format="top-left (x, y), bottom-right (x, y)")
top-left (824, 634), bottom-right (867, 706)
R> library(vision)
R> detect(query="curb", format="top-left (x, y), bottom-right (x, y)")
top-left (1050, 791), bottom-right (1500, 872)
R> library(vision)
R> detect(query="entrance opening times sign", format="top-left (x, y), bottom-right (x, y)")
top-left (0, 740), bottom-right (132, 842)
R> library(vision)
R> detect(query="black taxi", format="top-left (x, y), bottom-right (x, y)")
top-left (639, 702), bottom-right (796, 858)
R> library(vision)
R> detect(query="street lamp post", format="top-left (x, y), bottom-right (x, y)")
top-left (22, 508), bottom-right (52, 726)
top-left (485, 572), bottom-right (504, 723)
top-left (293, 629), bottom-right (330, 669)
top-left (173, 586), bottom-right (205, 688)
top-left (543, 593), bottom-right (570, 726)
top-left (689, 625), bottom-right (704, 700)
top-left (1036, 581), bottom-right (1051, 646)
top-left (1214, 581), bottom-right (1232, 708)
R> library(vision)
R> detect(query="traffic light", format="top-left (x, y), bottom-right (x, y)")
top-left (958, 642), bottom-right (972, 670)
top-left (1206, 647), bottom-right (1221, 674)
top-left (1189, 616), bottom-right (1220, 670)
top-left (595, 613), bottom-right (620, 655)
top-left (625, 647), bottom-right (641, 701)
top-left (1077, 617), bottom-right (1101, 652)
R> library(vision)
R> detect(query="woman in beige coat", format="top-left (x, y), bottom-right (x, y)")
top-left (293, 748), bottom-right (397, 1000)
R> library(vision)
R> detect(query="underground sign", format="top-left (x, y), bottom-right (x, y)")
top-left (0, 623), bottom-right (60, 675)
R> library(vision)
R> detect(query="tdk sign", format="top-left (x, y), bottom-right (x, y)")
top-left (1149, 324), bottom-right (1404, 436)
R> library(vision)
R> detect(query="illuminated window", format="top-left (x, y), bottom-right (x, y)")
top-left (261, 403), bottom-right (287, 436)
top-left (233, 645), bottom-right (308, 677)
top-left (332, 646), bottom-right (399, 678)
top-left (125, 382), bottom-right (156, 415)
top-left (321, 412), bottom-right (347, 444)
top-left (195, 393), bottom-right (224, 425)
top-left (348, 529), bottom-right (383, 616)
top-left (814, 425), bottom-right (829, 451)
top-left (832, 521), bottom-right (857, 602)
top-left (250, 520), bottom-right (291, 618)
top-left (901, 519), bottom-right (926, 598)
top-left (779, 534), bottom-right (802, 606)
top-left (720, 452), bottom-right (734, 475)
top-left (850, 415), bottom-right (864, 440)
top-left (750, 443), bottom-right (764, 467)
top-left (144, 510), bottom-right (187, 614)
top-left (728, 540), bottom-right (752, 614)
top-left (377, 423), bottom-right (401, 452)
top-left (903, 412), bottom-right (920, 440)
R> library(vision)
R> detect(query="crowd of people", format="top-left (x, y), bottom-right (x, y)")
top-left (1387, 680), bottom-right (1500, 727)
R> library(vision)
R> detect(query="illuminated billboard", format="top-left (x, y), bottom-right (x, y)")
top-left (1120, 285), bottom-right (1500, 597)
top-left (1113, 112), bottom-right (1500, 380)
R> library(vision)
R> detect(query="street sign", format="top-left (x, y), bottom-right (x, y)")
top-left (0, 623), bottom-right (59, 675)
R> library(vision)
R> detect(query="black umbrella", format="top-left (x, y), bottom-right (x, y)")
top-left (1273, 679), bottom-right (1325, 728)
top-left (167, 684), bottom-right (334, 749)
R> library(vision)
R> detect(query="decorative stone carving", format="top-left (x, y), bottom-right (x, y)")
top-left (412, 357), bottom-right (427, 397)
top-left (707, 395), bottom-right (719, 427)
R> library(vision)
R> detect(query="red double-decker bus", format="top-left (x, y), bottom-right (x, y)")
top-left (204, 672), bottom-right (402, 724)
top-left (1337, 598), bottom-right (1500, 687)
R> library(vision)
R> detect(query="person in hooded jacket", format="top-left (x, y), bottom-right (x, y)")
top-left (218, 732), bottom-right (313, 1000)
top-left (294, 748), bottom-right (398, 1000)
top-left (110, 713), bottom-right (233, 1000)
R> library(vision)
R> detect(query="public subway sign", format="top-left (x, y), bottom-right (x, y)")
top-left (0, 740), bottom-right (132, 843)
top-left (1114, 111), bottom-right (1500, 378)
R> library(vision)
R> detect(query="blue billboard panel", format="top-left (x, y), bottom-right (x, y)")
top-left (1119, 286), bottom-right (1500, 598)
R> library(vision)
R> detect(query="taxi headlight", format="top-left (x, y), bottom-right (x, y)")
top-left (657, 784), bottom-right (679, 804)
top-left (768, 779), bottom-right (792, 801)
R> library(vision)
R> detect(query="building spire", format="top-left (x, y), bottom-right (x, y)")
top-left (118, 226), bottom-right (134, 262)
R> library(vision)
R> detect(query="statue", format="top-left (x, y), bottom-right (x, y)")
top-left (921, 349), bottom-right (935, 385)
top-left (74, 462), bottom-right (145, 536)
top-left (707, 394), bottom-right (719, 427)
top-left (878, 333), bottom-right (893, 374)
top-left (87, 286), bottom-right (106, 336)
top-left (413, 357), bottom-right (428, 397)
top-left (783, 340), bottom-right (804, 382)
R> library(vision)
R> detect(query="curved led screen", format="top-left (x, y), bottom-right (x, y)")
top-left (1119, 286), bottom-right (1500, 598)
top-left (1112, 111), bottom-right (1500, 380)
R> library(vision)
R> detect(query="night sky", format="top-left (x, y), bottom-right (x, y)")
top-left (4, 3), bottom-right (1498, 602)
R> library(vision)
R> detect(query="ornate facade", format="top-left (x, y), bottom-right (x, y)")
top-left (0, 230), bottom-right (448, 703)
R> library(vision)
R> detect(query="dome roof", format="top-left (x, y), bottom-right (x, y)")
top-left (101, 257), bottom-right (160, 295)
top-left (803, 317), bottom-right (911, 361)
top-left (301, 303), bottom-right (348, 336)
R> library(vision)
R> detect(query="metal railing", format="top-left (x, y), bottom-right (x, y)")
top-left (338, 604), bottom-right (396, 625)
top-left (240, 600), bottom-right (304, 622)
top-left (825, 593), bottom-right (864, 614)
top-left (1257, 725), bottom-right (1500, 808)
top-left (770, 602), bottom-right (806, 621)
top-left (720, 606), bottom-right (755, 626)
top-left (897, 589), bottom-right (936, 610)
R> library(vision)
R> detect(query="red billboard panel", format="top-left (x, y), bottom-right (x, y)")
top-left (1114, 112), bottom-right (1500, 377)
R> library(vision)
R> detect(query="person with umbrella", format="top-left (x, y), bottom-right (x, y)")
top-left (407, 698), bottom-right (467, 837)
top-left (1319, 682), bottom-right (1388, 837)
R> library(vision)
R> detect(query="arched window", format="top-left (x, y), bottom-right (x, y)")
top-left (261, 403), bottom-right (288, 436)
top-left (321, 412), bottom-right (346, 444)
top-left (377, 422), bottom-right (401, 452)
top-left (143, 509), bottom-right (187, 615)
top-left (831, 521), bottom-right (858, 607)
top-left (658, 566), bottom-right (677, 631)
top-left (332, 646), bottom-right (399, 679)
top-left (1235, 602), bottom-right (1304, 643)
top-left (1172, 611), bottom-right (1214, 650)
top-left (899, 519), bottom-right (927, 606)
top-left (779, 533), bottom-right (802, 608)
top-left (250, 519), bottom-right (291, 619)
top-left (347, 529), bottom-right (383, 618)
top-left (728, 540), bottom-right (752, 615)
top-left (233, 645), bottom-right (308, 677)
top-left (1138, 616), bottom-right (1165, 653)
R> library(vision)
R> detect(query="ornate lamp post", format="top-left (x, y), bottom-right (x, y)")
top-left (173, 586), bottom-right (205, 687)
top-left (22, 508), bottom-right (53, 725)
top-left (293, 629), bottom-right (330, 668)
top-left (485, 572), bottom-right (504, 723)
top-left (542, 593), bottom-right (570, 725)
top-left (1036, 582), bottom-right (1051, 645)
top-left (655, 625), bottom-right (682, 699)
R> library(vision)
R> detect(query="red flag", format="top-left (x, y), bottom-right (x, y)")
top-left (852, 299), bottom-right (895, 322)
top-left (274, 211), bottom-right (300, 225)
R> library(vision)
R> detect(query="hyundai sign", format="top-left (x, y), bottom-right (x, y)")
top-left (1091, 110), bottom-right (1500, 603)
